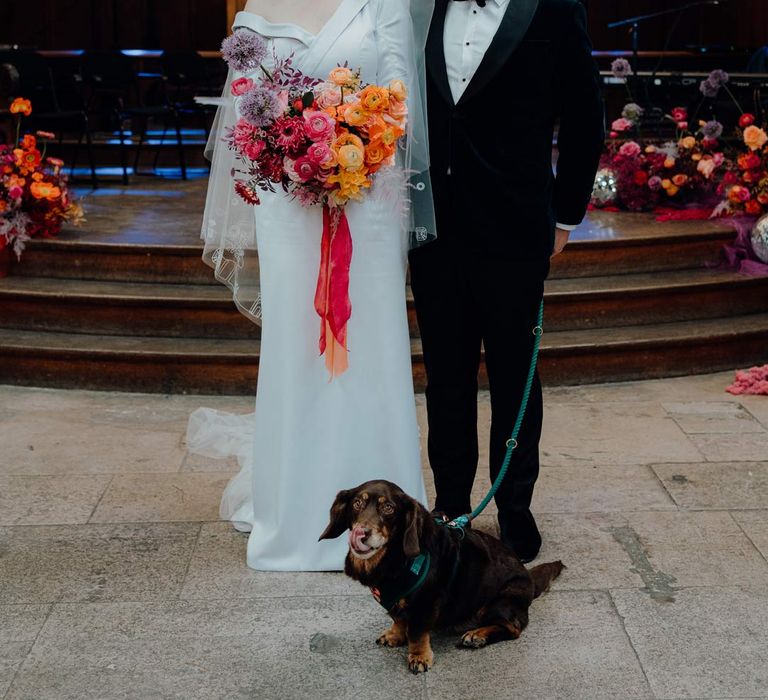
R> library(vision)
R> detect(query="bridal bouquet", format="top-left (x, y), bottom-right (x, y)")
top-left (221, 29), bottom-right (408, 377)
top-left (0, 98), bottom-right (84, 273)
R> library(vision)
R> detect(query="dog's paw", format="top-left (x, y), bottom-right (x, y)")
top-left (407, 650), bottom-right (434, 674)
top-left (376, 629), bottom-right (406, 648)
top-left (458, 630), bottom-right (488, 649)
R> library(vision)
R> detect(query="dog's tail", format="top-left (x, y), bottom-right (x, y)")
top-left (529, 560), bottom-right (566, 598)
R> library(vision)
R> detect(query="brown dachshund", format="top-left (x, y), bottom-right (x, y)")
top-left (319, 479), bottom-right (564, 674)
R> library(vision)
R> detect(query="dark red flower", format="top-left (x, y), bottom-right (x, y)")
top-left (633, 170), bottom-right (649, 186)
top-left (235, 181), bottom-right (260, 205)
top-left (739, 113), bottom-right (756, 128)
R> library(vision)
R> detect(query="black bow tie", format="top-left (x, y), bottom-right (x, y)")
top-left (452, 0), bottom-right (488, 7)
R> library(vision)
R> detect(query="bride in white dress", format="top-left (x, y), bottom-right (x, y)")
top-left (187, 0), bottom-right (436, 571)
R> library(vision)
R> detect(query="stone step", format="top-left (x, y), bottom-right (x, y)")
top-left (12, 211), bottom-right (736, 285)
top-left (1, 313), bottom-right (765, 394)
top-left (1, 268), bottom-right (765, 338)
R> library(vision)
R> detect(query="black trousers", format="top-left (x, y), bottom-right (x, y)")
top-left (409, 238), bottom-right (547, 519)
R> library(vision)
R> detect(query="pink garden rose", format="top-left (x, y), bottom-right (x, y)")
top-left (231, 77), bottom-right (254, 96)
top-left (8, 185), bottom-right (23, 199)
top-left (611, 118), bottom-right (633, 132)
top-left (315, 83), bottom-right (344, 109)
top-left (618, 141), bottom-right (642, 158)
top-left (307, 141), bottom-right (336, 168)
top-left (303, 110), bottom-right (336, 142)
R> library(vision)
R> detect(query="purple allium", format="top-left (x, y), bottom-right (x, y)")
top-left (707, 69), bottom-right (730, 87)
top-left (699, 78), bottom-right (720, 98)
top-left (240, 86), bottom-right (284, 127)
top-left (621, 102), bottom-right (644, 122)
top-left (221, 30), bottom-right (268, 73)
top-left (611, 58), bottom-right (633, 79)
top-left (701, 120), bottom-right (724, 139)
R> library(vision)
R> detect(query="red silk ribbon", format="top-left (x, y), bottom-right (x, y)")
top-left (314, 205), bottom-right (353, 378)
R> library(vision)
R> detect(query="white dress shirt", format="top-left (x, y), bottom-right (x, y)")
top-left (443, 0), bottom-right (578, 231)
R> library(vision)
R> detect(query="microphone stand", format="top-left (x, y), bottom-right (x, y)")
top-left (608, 0), bottom-right (725, 75)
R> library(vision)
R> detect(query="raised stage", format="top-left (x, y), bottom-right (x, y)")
top-left (1, 176), bottom-right (766, 394)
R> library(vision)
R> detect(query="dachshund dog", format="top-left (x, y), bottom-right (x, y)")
top-left (319, 479), bottom-right (564, 674)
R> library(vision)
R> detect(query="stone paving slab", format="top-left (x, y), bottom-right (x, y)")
top-left (653, 462), bottom-right (768, 510)
top-left (0, 605), bottom-right (51, 698)
top-left (731, 510), bottom-right (768, 561)
top-left (89, 473), bottom-right (234, 523)
top-left (533, 464), bottom-right (676, 513)
top-left (611, 586), bottom-right (768, 699)
top-left (541, 402), bottom-right (702, 466)
top-left (425, 591), bottom-right (652, 700)
top-left (0, 523), bottom-right (200, 604)
top-left (616, 510), bottom-right (768, 591)
top-left (662, 401), bottom-right (767, 434)
top-left (0, 475), bottom-right (112, 526)
top-left (687, 431), bottom-right (768, 462)
top-left (5, 597), bottom-right (427, 700)
top-left (0, 416), bottom-right (185, 476)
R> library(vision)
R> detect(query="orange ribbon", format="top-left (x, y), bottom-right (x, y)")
top-left (314, 205), bottom-right (353, 378)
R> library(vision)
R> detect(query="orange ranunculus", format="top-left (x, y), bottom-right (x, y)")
top-left (30, 181), bottom-right (62, 200)
top-left (7, 174), bottom-right (26, 190)
top-left (661, 178), bottom-right (672, 190)
top-left (691, 153), bottom-right (702, 162)
top-left (337, 144), bottom-right (365, 172)
top-left (328, 67), bottom-right (358, 88)
top-left (340, 102), bottom-right (368, 127)
top-left (333, 131), bottom-right (365, 152)
top-left (679, 136), bottom-right (696, 149)
top-left (10, 98), bottom-right (32, 116)
top-left (663, 157), bottom-right (676, 169)
top-left (328, 168), bottom-right (371, 204)
top-left (744, 125), bottom-right (768, 151)
top-left (389, 79), bottom-right (408, 102)
top-left (665, 184), bottom-right (680, 196)
top-left (359, 85), bottom-right (390, 113)
top-left (672, 174), bottom-right (688, 187)
top-left (368, 121), bottom-right (404, 149)
top-left (364, 140), bottom-right (393, 172)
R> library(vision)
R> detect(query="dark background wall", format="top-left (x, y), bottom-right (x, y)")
top-left (0, 0), bottom-right (765, 51)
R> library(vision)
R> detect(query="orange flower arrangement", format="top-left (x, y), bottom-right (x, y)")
top-left (1, 98), bottom-right (84, 266)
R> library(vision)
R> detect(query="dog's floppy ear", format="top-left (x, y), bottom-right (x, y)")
top-left (319, 489), bottom-right (353, 541)
top-left (402, 499), bottom-right (424, 559)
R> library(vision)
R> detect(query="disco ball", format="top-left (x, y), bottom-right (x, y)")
top-left (591, 168), bottom-right (618, 207)
top-left (751, 214), bottom-right (768, 263)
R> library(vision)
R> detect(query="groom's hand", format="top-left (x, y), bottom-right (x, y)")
top-left (551, 228), bottom-right (571, 258)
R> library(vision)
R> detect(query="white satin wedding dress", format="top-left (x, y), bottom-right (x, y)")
top-left (188, 0), bottom-right (427, 571)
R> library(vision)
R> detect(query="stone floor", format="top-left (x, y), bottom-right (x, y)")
top-left (1, 372), bottom-right (767, 700)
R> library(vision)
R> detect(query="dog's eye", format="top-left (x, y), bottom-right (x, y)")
top-left (352, 498), bottom-right (365, 511)
top-left (380, 502), bottom-right (395, 516)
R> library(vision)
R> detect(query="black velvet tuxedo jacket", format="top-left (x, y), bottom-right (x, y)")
top-left (426, 0), bottom-right (605, 263)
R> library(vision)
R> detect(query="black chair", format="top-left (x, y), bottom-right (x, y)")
top-left (0, 49), bottom-right (98, 188)
top-left (81, 50), bottom-right (187, 183)
top-left (162, 50), bottom-right (221, 147)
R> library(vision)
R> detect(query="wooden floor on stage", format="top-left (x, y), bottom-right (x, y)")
top-left (1, 176), bottom-right (766, 394)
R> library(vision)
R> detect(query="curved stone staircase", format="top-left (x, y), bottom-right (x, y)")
top-left (0, 201), bottom-right (766, 394)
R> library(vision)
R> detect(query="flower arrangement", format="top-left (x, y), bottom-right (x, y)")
top-left (598, 106), bottom-right (725, 212)
top-left (714, 112), bottom-right (768, 217)
top-left (220, 30), bottom-right (408, 377)
top-left (1, 98), bottom-right (84, 271)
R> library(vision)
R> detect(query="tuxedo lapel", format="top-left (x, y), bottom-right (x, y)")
top-left (426, 0), bottom-right (454, 106)
top-left (458, 0), bottom-right (539, 106)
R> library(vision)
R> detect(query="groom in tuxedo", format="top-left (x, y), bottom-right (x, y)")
top-left (410, 0), bottom-right (604, 561)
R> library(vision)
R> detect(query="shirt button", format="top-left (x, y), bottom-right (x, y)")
top-left (466, 42), bottom-right (470, 46)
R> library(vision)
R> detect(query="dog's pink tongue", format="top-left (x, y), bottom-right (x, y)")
top-left (349, 526), bottom-right (371, 552)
